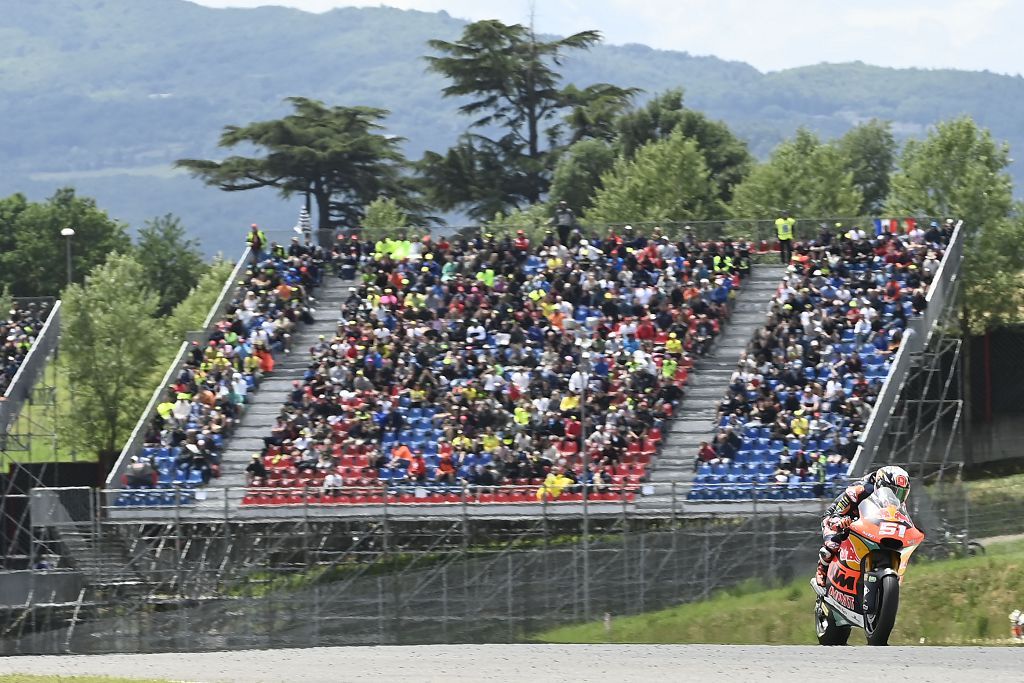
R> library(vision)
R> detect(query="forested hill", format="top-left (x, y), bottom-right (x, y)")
top-left (3, 0), bottom-right (1023, 253)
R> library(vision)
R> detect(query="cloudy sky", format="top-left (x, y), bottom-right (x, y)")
top-left (193, 0), bottom-right (1024, 75)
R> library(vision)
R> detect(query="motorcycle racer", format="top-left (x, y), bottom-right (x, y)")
top-left (815, 465), bottom-right (911, 587)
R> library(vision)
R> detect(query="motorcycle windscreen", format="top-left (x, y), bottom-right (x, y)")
top-left (858, 487), bottom-right (914, 527)
top-left (856, 487), bottom-right (924, 579)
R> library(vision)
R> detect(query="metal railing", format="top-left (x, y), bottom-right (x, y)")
top-left (0, 299), bottom-right (60, 438)
top-left (7, 475), bottom-right (1004, 655)
top-left (104, 248), bottom-right (251, 490)
top-left (849, 220), bottom-right (964, 476)
top-left (360, 215), bottom-right (940, 245)
top-left (94, 481), bottom-right (833, 522)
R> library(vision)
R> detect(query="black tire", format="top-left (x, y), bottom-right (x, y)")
top-left (967, 541), bottom-right (985, 557)
top-left (865, 574), bottom-right (900, 646)
top-left (815, 598), bottom-right (851, 646)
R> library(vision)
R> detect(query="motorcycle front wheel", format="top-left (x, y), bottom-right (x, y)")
top-left (815, 597), bottom-right (851, 646)
top-left (864, 574), bottom-right (900, 646)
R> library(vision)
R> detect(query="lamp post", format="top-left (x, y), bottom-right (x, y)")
top-left (60, 227), bottom-right (75, 288)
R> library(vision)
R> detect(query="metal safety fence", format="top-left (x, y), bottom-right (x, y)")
top-left (348, 215), bottom-right (940, 247)
top-left (0, 299), bottom-right (59, 439)
top-left (1, 483), bottom-right (826, 654)
top-left (0, 474), bottom-right (1010, 655)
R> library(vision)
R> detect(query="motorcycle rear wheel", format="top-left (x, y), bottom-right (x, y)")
top-left (815, 598), bottom-right (851, 646)
top-left (865, 574), bottom-right (900, 646)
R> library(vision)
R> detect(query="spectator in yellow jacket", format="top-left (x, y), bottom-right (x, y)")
top-left (536, 466), bottom-right (574, 501)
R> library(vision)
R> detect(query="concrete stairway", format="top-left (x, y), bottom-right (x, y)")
top-left (212, 276), bottom-right (354, 491)
top-left (637, 264), bottom-right (785, 509)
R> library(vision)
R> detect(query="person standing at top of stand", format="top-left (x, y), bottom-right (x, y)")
top-left (554, 200), bottom-right (576, 246)
top-left (247, 223), bottom-right (267, 263)
top-left (776, 210), bottom-right (795, 264)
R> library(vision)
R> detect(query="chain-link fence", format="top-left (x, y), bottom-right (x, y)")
top-left (2, 484), bottom-right (827, 655)
top-left (924, 474), bottom-right (1024, 546)
top-left (3, 472), bottom-right (1013, 655)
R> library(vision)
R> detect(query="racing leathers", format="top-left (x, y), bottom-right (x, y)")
top-left (815, 473), bottom-right (876, 587)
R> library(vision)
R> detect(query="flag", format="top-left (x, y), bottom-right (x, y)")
top-left (873, 218), bottom-right (885, 236)
top-left (293, 206), bottom-right (312, 239)
top-left (904, 217), bottom-right (916, 234)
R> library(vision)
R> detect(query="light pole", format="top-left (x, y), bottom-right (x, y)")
top-left (576, 348), bottom-right (592, 619)
top-left (60, 227), bottom-right (75, 288)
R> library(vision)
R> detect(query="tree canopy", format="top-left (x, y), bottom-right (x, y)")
top-left (887, 117), bottom-right (1017, 332)
top-left (62, 253), bottom-right (162, 465)
top-left (361, 196), bottom-right (410, 241)
top-left (887, 117), bottom-right (1013, 229)
top-left (134, 214), bottom-right (207, 316)
top-left (420, 19), bottom-right (636, 220)
top-left (549, 138), bottom-right (617, 213)
top-left (585, 129), bottom-right (719, 224)
top-left (0, 188), bottom-right (131, 296)
top-left (730, 128), bottom-right (863, 219)
top-left (176, 97), bottom-right (410, 243)
top-left (615, 89), bottom-right (751, 205)
top-left (833, 119), bottom-right (896, 215)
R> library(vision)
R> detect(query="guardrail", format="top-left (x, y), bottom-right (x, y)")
top-left (92, 481), bottom-right (836, 522)
top-left (104, 248), bottom-right (251, 489)
top-left (0, 299), bottom-right (60, 439)
top-left (366, 216), bottom-right (922, 245)
top-left (849, 220), bottom-right (964, 477)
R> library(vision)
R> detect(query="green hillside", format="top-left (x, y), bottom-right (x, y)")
top-left (538, 540), bottom-right (1024, 646)
top-left (3, 0), bottom-right (1024, 253)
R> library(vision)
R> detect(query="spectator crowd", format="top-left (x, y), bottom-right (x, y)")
top-left (126, 234), bottom-right (325, 494)
top-left (243, 224), bottom-right (752, 504)
top-left (691, 218), bottom-right (955, 499)
top-left (1, 302), bottom-right (51, 397)
top-left (121, 213), bottom-right (954, 507)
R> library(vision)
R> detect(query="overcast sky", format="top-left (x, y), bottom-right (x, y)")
top-left (193, 0), bottom-right (1024, 75)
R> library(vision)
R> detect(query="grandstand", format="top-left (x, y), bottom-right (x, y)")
top-left (687, 219), bottom-right (962, 502)
top-left (1, 297), bottom-right (63, 566)
top-left (102, 227), bottom-right (771, 517)
top-left (1, 217), bottom-right (968, 655)
top-left (91, 219), bottom-right (967, 520)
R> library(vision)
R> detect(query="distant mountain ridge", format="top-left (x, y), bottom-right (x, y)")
top-left (1, 0), bottom-right (1022, 253)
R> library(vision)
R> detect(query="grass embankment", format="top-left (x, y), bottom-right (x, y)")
top-left (7, 354), bottom-right (88, 463)
top-left (539, 539), bottom-right (1024, 646)
top-left (962, 473), bottom-right (1024, 538)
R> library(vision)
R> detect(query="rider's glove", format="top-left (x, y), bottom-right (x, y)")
top-left (827, 516), bottom-right (851, 532)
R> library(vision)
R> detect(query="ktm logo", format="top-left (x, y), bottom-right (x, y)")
top-left (833, 572), bottom-right (856, 591)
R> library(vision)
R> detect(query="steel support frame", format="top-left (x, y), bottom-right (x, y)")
top-left (870, 278), bottom-right (965, 484)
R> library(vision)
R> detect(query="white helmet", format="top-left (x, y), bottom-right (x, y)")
top-left (874, 465), bottom-right (911, 504)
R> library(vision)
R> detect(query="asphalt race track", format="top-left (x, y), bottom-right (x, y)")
top-left (0, 644), bottom-right (1020, 682)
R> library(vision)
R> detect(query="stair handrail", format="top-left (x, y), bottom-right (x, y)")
top-left (0, 299), bottom-right (60, 438)
top-left (849, 220), bottom-right (964, 476)
top-left (105, 248), bottom-right (251, 490)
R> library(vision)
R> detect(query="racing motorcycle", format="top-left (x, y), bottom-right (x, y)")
top-left (811, 487), bottom-right (925, 646)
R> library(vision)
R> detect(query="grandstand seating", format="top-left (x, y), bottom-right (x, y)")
top-left (115, 241), bottom-right (324, 506)
top-left (693, 222), bottom-right (953, 500)
top-left (1, 301), bottom-right (52, 396)
top-left (235, 231), bottom-right (745, 506)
